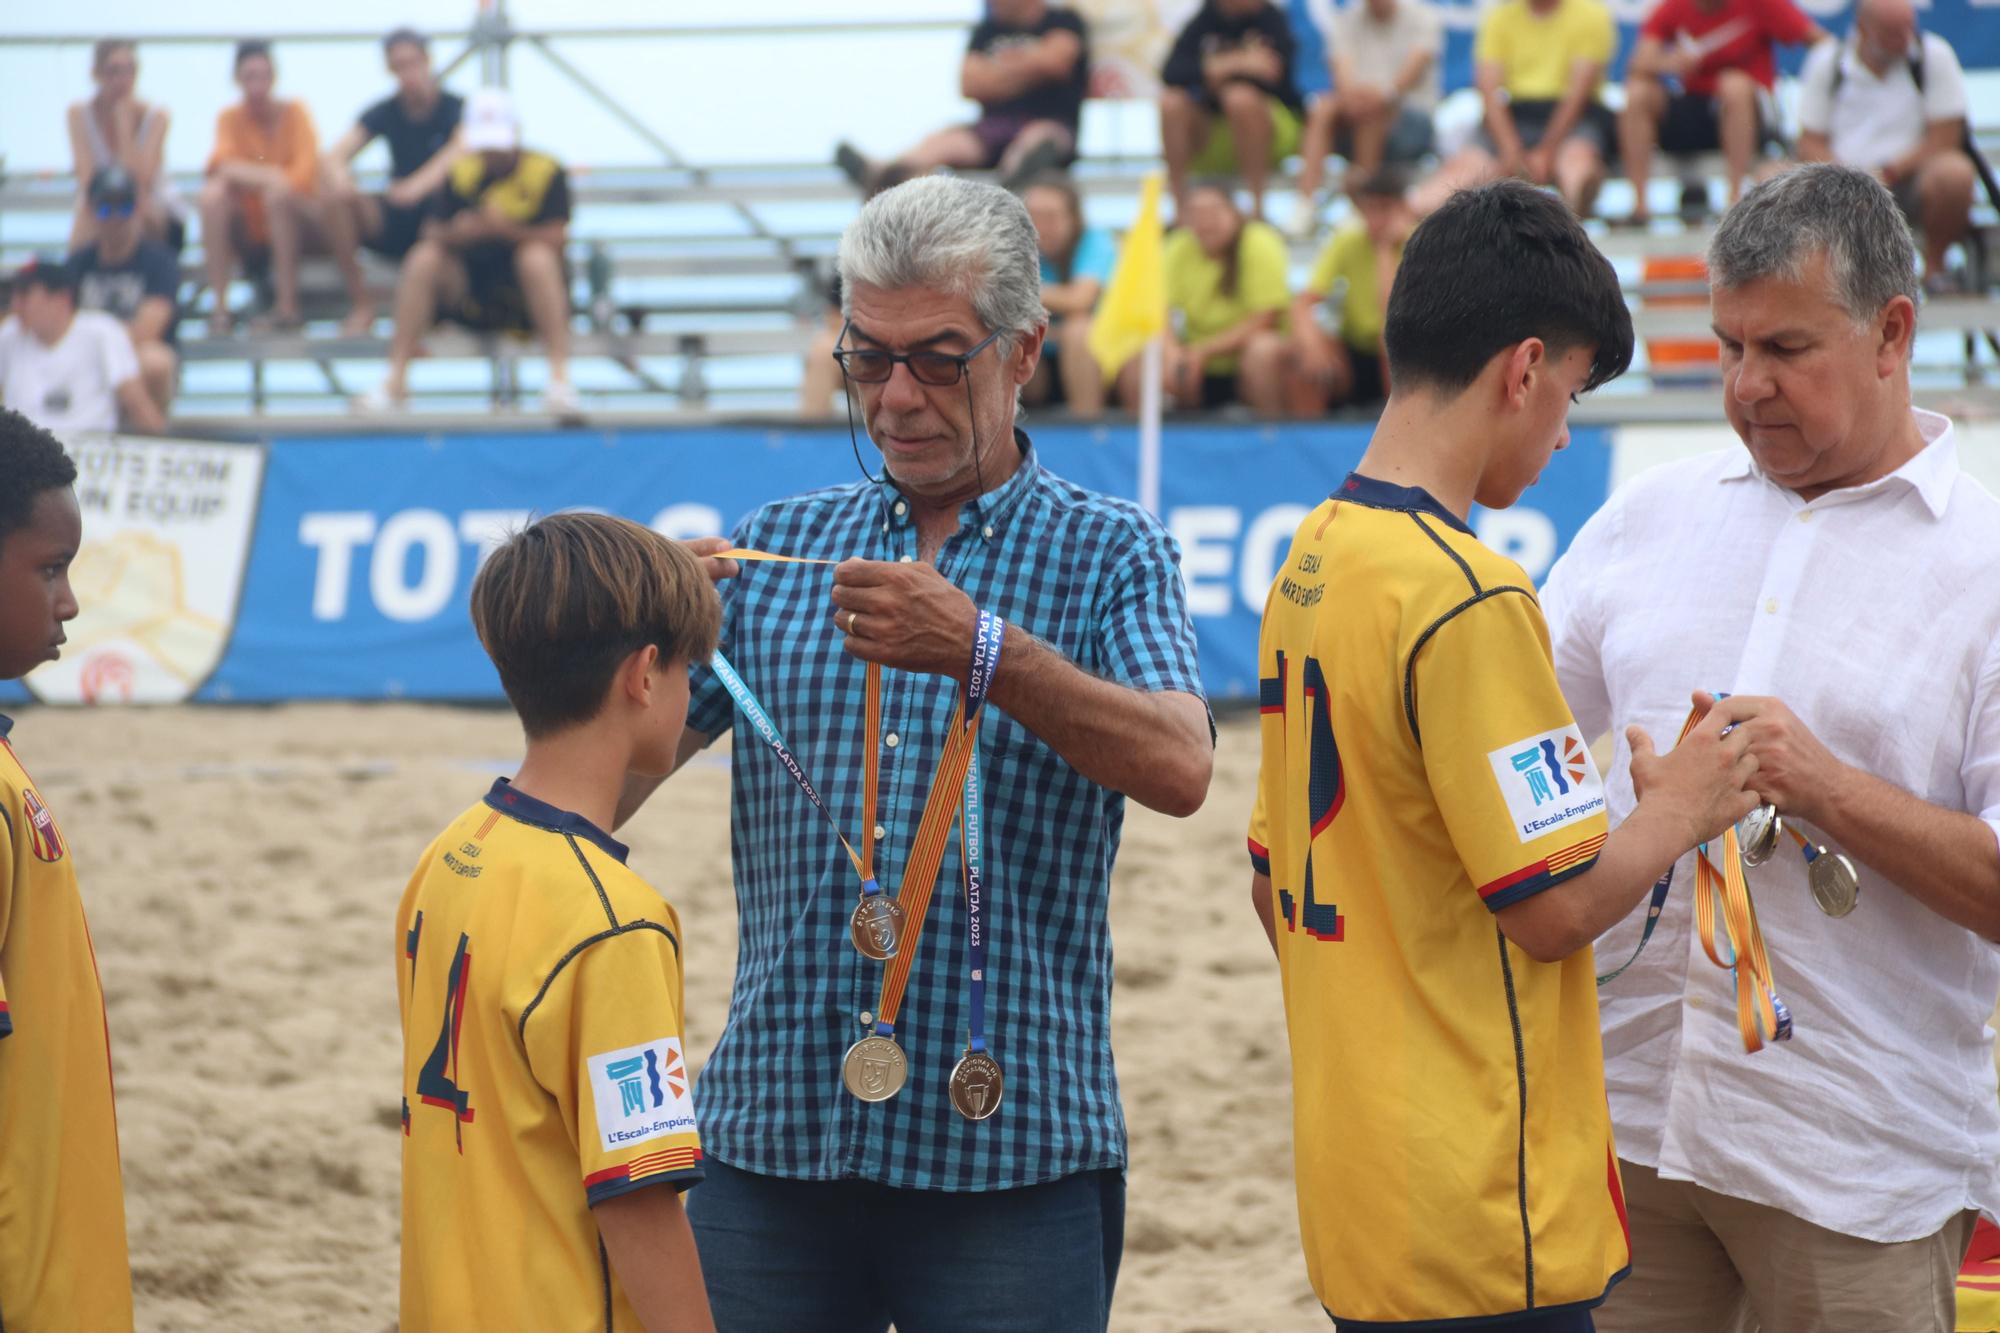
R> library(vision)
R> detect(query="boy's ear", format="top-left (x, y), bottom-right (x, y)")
top-left (618, 643), bottom-right (662, 706)
top-left (1499, 337), bottom-right (1546, 414)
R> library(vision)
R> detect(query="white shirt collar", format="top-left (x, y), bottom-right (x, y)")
top-left (1717, 406), bottom-right (1957, 520)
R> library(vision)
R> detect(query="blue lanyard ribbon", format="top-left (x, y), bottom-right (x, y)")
top-left (709, 650), bottom-right (879, 896)
top-left (959, 610), bottom-right (1005, 1054)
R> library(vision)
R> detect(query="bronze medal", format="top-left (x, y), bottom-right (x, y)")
top-left (1809, 851), bottom-right (1860, 918)
top-left (948, 1050), bottom-right (1005, 1121)
top-left (1738, 805), bottom-right (1783, 868)
top-left (849, 894), bottom-right (904, 961)
top-left (841, 1034), bottom-right (909, 1102)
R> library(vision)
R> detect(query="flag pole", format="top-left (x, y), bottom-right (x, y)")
top-left (1137, 335), bottom-right (1163, 515)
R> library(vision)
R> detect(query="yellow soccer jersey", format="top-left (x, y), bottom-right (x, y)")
top-left (1248, 476), bottom-right (1627, 1327)
top-left (0, 714), bottom-right (134, 1332)
top-left (397, 779), bottom-right (703, 1333)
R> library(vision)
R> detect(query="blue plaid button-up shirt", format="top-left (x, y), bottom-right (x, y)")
top-left (685, 432), bottom-right (1205, 1192)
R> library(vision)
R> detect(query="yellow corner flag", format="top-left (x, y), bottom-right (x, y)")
top-left (1086, 173), bottom-right (1167, 384)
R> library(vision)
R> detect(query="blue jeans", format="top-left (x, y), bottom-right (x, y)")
top-left (687, 1157), bottom-right (1126, 1333)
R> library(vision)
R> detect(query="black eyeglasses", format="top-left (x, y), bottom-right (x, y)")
top-left (833, 325), bottom-right (1004, 387)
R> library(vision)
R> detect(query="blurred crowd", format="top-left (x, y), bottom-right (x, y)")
top-left (0, 0), bottom-right (1987, 433)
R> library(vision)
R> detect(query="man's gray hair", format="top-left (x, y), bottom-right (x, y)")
top-left (838, 176), bottom-right (1046, 343)
top-left (1707, 163), bottom-right (1919, 325)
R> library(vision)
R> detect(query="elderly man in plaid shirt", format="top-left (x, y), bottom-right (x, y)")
top-left (620, 176), bottom-right (1213, 1332)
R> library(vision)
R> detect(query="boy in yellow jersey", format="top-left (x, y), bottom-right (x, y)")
top-left (1247, 181), bottom-right (1763, 1330)
top-left (397, 512), bottom-right (722, 1332)
top-left (0, 407), bottom-right (134, 1331)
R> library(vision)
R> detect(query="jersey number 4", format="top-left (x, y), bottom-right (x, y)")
top-left (1263, 651), bottom-right (1346, 941)
top-left (414, 931), bottom-right (476, 1149)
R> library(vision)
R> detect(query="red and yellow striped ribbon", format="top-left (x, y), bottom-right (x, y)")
top-left (1672, 702), bottom-right (1791, 1053)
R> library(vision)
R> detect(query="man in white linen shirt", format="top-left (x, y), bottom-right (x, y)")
top-left (1544, 163), bottom-right (2000, 1332)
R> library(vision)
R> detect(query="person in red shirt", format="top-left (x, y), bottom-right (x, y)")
top-left (1618, 0), bottom-right (1826, 222)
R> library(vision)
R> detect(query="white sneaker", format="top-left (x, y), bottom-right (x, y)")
top-left (1286, 195), bottom-right (1320, 242)
top-left (351, 383), bottom-right (405, 415)
top-left (539, 379), bottom-right (584, 421)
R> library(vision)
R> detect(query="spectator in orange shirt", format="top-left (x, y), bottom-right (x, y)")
top-left (198, 40), bottom-right (324, 334)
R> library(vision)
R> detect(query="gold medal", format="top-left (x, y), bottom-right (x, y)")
top-left (848, 894), bottom-right (904, 961)
top-left (1808, 851), bottom-right (1860, 918)
top-left (841, 1034), bottom-right (908, 1102)
top-left (1737, 805), bottom-right (1783, 868)
top-left (948, 1049), bottom-right (1005, 1121)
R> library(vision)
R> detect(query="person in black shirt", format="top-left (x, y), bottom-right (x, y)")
top-left (66, 166), bottom-right (179, 415)
top-left (1160, 0), bottom-right (1304, 220)
top-left (358, 89), bottom-right (579, 420)
top-left (320, 28), bottom-right (465, 334)
top-left (833, 0), bottom-right (1089, 195)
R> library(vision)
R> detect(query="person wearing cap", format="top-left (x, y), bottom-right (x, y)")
top-left (0, 260), bottom-right (164, 436)
top-left (199, 40), bottom-right (325, 335)
top-left (360, 88), bottom-right (578, 418)
top-left (321, 28), bottom-right (467, 336)
top-left (67, 167), bottom-right (179, 416)
top-left (66, 38), bottom-right (183, 253)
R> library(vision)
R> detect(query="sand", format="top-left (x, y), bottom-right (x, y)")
top-left (17, 702), bottom-right (1323, 1333)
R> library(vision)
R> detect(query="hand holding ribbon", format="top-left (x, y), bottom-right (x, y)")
top-left (831, 558), bottom-right (982, 680)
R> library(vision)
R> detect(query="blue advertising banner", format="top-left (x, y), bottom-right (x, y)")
top-left (1289, 0), bottom-right (2000, 100)
top-left (155, 420), bottom-right (1611, 705)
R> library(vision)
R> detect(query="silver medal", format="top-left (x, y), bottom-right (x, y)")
top-left (841, 1034), bottom-right (909, 1102)
top-left (848, 894), bottom-right (904, 961)
top-left (1737, 804), bottom-right (1783, 867)
top-left (1808, 851), bottom-right (1860, 918)
top-left (948, 1050), bottom-right (1005, 1121)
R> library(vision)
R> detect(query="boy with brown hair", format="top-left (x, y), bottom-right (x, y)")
top-left (396, 512), bottom-right (721, 1332)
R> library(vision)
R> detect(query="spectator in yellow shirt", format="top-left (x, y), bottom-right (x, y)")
top-left (198, 41), bottom-right (325, 334)
top-left (1417, 0), bottom-right (1617, 217)
top-left (1245, 168), bottom-right (1412, 416)
top-left (1122, 179), bottom-right (1289, 412)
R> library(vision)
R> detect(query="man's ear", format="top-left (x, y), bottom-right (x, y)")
top-left (1011, 324), bottom-right (1049, 387)
top-left (1499, 337), bottom-right (1547, 414)
top-left (1874, 294), bottom-right (1917, 377)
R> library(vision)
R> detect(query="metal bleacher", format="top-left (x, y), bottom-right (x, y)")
top-left (3, 53), bottom-right (1998, 430)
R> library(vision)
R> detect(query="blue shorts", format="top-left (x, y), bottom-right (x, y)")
top-left (687, 1156), bottom-right (1127, 1333)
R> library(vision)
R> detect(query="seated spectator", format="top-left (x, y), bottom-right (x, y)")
top-left (1022, 174), bottom-right (1114, 418)
top-left (1161, 0), bottom-right (1305, 221)
top-left (1620, 0), bottom-right (1825, 222)
top-left (0, 259), bottom-right (164, 436)
top-left (68, 167), bottom-right (179, 417)
top-left (199, 41), bottom-right (326, 333)
top-left (321, 28), bottom-right (466, 335)
top-left (1291, 0), bottom-right (1442, 237)
top-left (66, 39), bottom-right (183, 253)
top-left (1797, 0), bottom-right (1976, 289)
top-left (1120, 179), bottom-right (1288, 412)
top-left (1417, 0), bottom-right (1616, 217)
top-left (1246, 168), bottom-right (1411, 416)
top-left (361, 90), bottom-right (578, 418)
top-left (834, 1), bottom-right (1088, 196)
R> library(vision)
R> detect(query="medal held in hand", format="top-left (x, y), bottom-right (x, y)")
top-left (842, 1034), bottom-right (909, 1102)
top-left (1736, 804), bottom-right (1783, 868)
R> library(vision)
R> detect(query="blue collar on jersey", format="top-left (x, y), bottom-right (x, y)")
top-left (1336, 472), bottom-right (1476, 536)
top-left (483, 777), bottom-right (630, 864)
top-left (0, 713), bottom-right (12, 739)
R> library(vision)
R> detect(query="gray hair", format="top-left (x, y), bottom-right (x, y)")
top-left (1707, 163), bottom-right (1919, 327)
top-left (838, 176), bottom-right (1046, 343)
